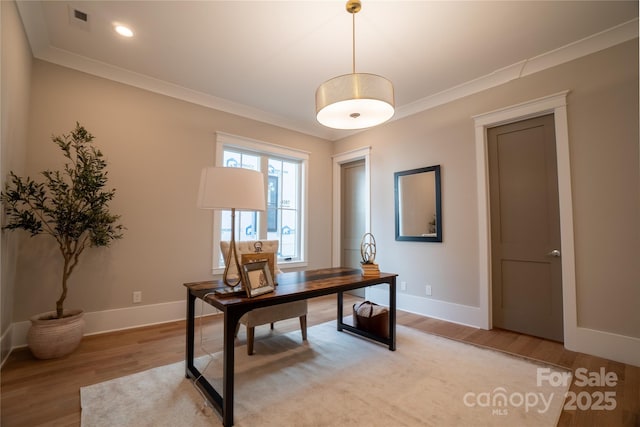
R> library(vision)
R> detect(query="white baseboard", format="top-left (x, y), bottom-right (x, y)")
top-left (366, 286), bottom-right (640, 368)
top-left (568, 326), bottom-right (640, 368)
top-left (365, 286), bottom-right (485, 329)
top-left (1, 325), bottom-right (14, 368)
top-left (10, 299), bottom-right (220, 348)
top-left (7, 292), bottom-right (639, 368)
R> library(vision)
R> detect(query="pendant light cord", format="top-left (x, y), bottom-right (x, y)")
top-left (352, 11), bottom-right (356, 74)
top-left (346, 0), bottom-right (361, 73)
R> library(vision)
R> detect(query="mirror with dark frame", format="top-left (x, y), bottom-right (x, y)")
top-left (394, 165), bottom-right (442, 242)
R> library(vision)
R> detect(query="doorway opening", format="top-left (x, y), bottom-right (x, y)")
top-left (331, 147), bottom-right (371, 288)
top-left (341, 159), bottom-right (366, 297)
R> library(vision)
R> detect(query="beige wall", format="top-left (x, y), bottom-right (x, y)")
top-left (13, 60), bottom-right (332, 321)
top-left (1, 0), bottom-right (32, 352)
top-left (335, 39), bottom-right (639, 339)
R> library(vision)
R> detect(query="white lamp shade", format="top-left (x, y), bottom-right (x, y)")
top-left (316, 73), bottom-right (394, 130)
top-left (197, 167), bottom-right (266, 211)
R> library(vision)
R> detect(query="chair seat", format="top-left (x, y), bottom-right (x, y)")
top-left (239, 300), bottom-right (308, 355)
top-left (240, 300), bottom-right (307, 326)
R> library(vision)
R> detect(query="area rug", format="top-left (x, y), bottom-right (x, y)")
top-left (80, 321), bottom-right (569, 426)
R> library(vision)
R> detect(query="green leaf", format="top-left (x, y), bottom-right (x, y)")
top-left (0, 123), bottom-right (125, 317)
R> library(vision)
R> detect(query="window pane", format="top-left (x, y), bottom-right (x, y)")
top-left (220, 211), bottom-right (258, 242)
top-left (221, 150), bottom-right (260, 244)
top-left (280, 209), bottom-right (297, 259)
top-left (241, 154), bottom-right (259, 171)
top-left (267, 172), bottom-right (278, 232)
top-left (266, 157), bottom-right (300, 261)
top-left (221, 211), bottom-right (232, 242)
top-left (217, 139), bottom-right (305, 269)
top-left (238, 211), bottom-right (258, 240)
top-left (223, 151), bottom-right (259, 172)
top-left (223, 151), bottom-right (240, 168)
top-left (266, 160), bottom-right (281, 246)
top-left (281, 161), bottom-right (298, 210)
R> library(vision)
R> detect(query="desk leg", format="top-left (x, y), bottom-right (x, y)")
top-left (186, 289), bottom-right (196, 376)
top-left (337, 291), bottom-right (344, 331)
top-left (388, 277), bottom-right (396, 351)
top-left (222, 310), bottom-right (243, 427)
top-left (185, 291), bottom-right (226, 414)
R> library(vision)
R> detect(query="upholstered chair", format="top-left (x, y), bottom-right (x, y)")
top-left (220, 240), bottom-right (308, 355)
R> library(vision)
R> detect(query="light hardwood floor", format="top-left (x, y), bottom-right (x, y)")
top-left (2, 294), bottom-right (638, 426)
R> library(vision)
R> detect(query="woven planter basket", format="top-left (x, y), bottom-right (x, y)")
top-left (27, 309), bottom-right (85, 359)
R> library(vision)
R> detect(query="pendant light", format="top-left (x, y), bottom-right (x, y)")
top-left (315, 0), bottom-right (395, 130)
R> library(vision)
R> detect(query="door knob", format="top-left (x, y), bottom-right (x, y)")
top-left (547, 249), bottom-right (561, 257)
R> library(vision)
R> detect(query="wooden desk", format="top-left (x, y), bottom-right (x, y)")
top-left (184, 267), bottom-right (397, 427)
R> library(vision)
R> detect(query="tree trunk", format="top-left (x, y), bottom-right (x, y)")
top-left (57, 256), bottom-right (71, 319)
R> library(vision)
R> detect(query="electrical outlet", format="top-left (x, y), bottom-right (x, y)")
top-left (425, 285), bottom-right (432, 296)
top-left (132, 291), bottom-right (142, 304)
top-left (400, 281), bottom-right (407, 291)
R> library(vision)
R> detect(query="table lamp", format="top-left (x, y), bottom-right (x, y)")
top-left (197, 167), bottom-right (266, 292)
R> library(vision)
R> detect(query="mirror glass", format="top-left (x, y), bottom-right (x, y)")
top-left (394, 165), bottom-right (442, 242)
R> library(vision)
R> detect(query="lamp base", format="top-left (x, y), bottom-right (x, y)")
top-left (213, 285), bottom-right (245, 297)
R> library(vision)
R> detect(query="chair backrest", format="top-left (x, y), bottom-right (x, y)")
top-left (220, 240), bottom-right (282, 278)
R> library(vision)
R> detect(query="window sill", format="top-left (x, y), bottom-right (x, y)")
top-left (277, 260), bottom-right (308, 270)
top-left (211, 260), bottom-right (307, 276)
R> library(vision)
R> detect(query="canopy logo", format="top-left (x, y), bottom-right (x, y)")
top-left (462, 387), bottom-right (554, 415)
top-left (462, 367), bottom-right (618, 416)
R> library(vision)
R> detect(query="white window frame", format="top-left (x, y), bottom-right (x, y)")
top-left (211, 132), bottom-right (309, 274)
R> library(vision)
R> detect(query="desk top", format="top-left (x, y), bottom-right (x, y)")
top-left (184, 267), bottom-right (397, 311)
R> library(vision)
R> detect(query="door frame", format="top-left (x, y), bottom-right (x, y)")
top-left (473, 91), bottom-right (577, 348)
top-left (332, 147), bottom-right (371, 267)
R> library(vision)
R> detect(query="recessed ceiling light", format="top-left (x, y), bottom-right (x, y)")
top-left (114, 25), bottom-right (134, 38)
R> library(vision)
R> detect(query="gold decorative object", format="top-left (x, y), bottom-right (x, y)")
top-left (360, 232), bottom-right (380, 276)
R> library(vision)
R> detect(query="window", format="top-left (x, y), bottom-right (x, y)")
top-left (211, 133), bottom-right (308, 273)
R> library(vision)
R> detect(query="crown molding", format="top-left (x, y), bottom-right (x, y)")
top-left (395, 18), bottom-right (638, 121)
top-left (16, 1), bottom-right (638, 140)
top-left (15, 0), bottom-right (329, 139)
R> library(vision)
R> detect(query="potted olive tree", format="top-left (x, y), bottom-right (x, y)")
top-left (1, 123), bottom-right (124, 359)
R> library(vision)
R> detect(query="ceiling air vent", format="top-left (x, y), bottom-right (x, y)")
top-left (74, 9), bottom-right (88, 22)
top-left (68, 5), bottom-right (90, 31)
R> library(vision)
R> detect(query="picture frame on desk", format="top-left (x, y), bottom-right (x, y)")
top-left (242, 260), bottom-right (275, 298)
top-left (241, 252), bottom-right (276, 284)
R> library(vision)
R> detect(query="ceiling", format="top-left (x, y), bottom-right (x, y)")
top-left (16, 1), bottom-right (639, 140)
